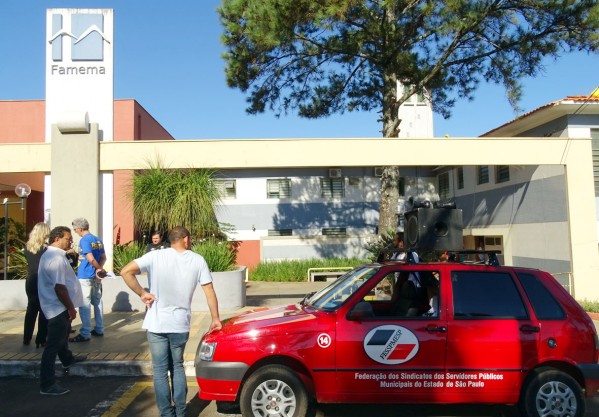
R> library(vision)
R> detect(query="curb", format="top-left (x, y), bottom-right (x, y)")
top-left (0, 359), bottom-right (197, 378)
top-left (587, 312), bottom-right (599, 320)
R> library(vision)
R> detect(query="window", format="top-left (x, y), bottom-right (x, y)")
top-left (268, 229), bottom-right (293, 236)
top-left (456, 167), bottom-right (464, 189)
top-left (214, 180), bottom-right (236, 199)
top-left (321, 178), bottom-right (345, 198)
top-left (477, 166), bottom-right (489, 185)
top-left (452, 271), bottom-right (528, 319)
top-left (322, 227), bottom-right (346, 236)
top-left (402, 84), bottom-right (426, 104)
top-left (267, 179), bottom-right (291, 199)
top-left (484, 236), bottom-right (502, 246)
top-left (438, 172), bottom-right (449, 199)
top-left (495, 165), bottom-right (510, 183)
top-left (592, 129), bottom-right (599, 196)
top-left (517, 272), bottom-right (565, 320)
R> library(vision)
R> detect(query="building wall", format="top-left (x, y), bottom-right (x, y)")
top-left (213, 166), bottom-right (439, 266)
top-left (112, 100), bottom-right (174, 244)
top-left (434, 115), bottom-right (599, 289)
top-left (0, 99), bottom-right (174, 245)
top-left (0, 101), bottom-right (45, 143)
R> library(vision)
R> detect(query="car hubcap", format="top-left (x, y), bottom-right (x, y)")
top-left (251, 379), bottom-right (296, 417)
top-left (536, 381), bottom-right (577, 417)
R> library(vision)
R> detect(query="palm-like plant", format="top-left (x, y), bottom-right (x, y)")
top-left (131, 162), bottom-right (223, 240)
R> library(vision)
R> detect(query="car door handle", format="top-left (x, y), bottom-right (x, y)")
top-left (520, 325), bottom-right (540, 333)
top-left (425, 326), bottom-right (447, 333)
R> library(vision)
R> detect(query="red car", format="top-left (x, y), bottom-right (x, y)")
top-left (195, 255), bottom-right (599, 417)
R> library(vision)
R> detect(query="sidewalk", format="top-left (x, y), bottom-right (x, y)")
top-left (0, 281), bottom-right (327, 377)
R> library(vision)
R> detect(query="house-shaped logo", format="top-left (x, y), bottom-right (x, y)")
top-left (49, 13), bottom-right (111, 62)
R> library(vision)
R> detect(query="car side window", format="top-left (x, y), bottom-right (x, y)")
top-left (452, 271), bottom-right (528, 319)
top-left (372, 273), bottom-right (396, 301)
top-left (361, 270), bottom-right (440, 319)
top-left (516, 272), bottom-right (565, 320)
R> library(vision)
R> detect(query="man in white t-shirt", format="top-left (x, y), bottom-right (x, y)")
top-left (120, 226), bottom-right (221, 417)
top-left (38, 226), bottom-right (84, 395)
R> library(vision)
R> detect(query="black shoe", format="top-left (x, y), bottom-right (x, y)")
top-left (40, 384), bottom-right (70, 395)
top-left (91, 330), bottom-right (104, 337)
top-left (69, 334), bottom-right (90, 343)
top-left (63, 354), bottom-right (86, 369)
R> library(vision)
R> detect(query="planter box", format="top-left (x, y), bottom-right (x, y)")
top-left (0, 266), bottom-right (247, 313)
top-left (104, 267), bottom-right (247, 312)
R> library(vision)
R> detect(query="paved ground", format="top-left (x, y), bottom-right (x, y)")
top-left (0, 281), bottom-right (327, 377)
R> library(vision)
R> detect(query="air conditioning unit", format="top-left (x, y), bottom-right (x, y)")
top-left (374, 167), bottom-right (384, 177)
top-left (328, 168), bottom-right (342, 178)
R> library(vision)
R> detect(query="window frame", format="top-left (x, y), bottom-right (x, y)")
top-left (322, 227), bottom-right (347, 236)
top-left (477, 166), bottom-right (489, 185)
top-left (321, 177), bottom-right (345, 199)
top-left (438, 172), bottom-right (450, 200)
top-left (268, 229), bottom-right (293, 237)
top-left (456, 167), bottom-right (464, 189)
top-left (495, 165), bottom-right (510, 183)
top-left (267, 178), bottom-right (291, 199)
top-left (214, 179), bottom-right (237, 199)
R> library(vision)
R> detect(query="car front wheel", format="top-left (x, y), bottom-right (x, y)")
top-left (520, 369), bottom-right (585, 417)
top-left (240, 364), bottom-right (308, 417)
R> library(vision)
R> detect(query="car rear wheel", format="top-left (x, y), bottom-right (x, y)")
top-left (520, 369), bottom-right (585, 417)
top-left (240, 365), bottom-right (308, 417)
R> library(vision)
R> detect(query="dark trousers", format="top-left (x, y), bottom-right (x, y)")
top-left (24, 294), bottom-right (48, 345)
top-left (40, 310), bottom-right (74, 389)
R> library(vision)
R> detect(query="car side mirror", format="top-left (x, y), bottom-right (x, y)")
top-left (347, 301), bottom-right (374, 321)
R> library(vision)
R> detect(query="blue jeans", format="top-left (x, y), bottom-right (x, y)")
top-left (147, 331), bottom-right (189, 417)
top-left (78, 278), bottom-right (103, 338)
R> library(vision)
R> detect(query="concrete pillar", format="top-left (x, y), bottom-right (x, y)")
top-left (50, 123), bottom-right (100, 238)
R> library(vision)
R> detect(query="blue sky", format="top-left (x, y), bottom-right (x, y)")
top-left (1, 1), bottom-right (597, 139)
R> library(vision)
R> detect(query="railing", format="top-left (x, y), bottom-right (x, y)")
top-left (307, 267), bottom-right (353, 282)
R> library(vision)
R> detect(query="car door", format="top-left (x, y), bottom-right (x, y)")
top-left (334, 266), bottom-right (448, 403)
top-left (444, 268), bottom-right (539, 404)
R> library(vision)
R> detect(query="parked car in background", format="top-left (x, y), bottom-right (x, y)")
top-left (195, 251), bottom-right (599, 417)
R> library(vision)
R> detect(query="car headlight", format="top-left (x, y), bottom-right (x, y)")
top-left (199, 341), bottom-right (217, 361)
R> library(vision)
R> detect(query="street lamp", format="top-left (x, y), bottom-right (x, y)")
top-left (2, 183), bottom-right (31, 280)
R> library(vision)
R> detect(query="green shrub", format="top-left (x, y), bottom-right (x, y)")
top-left (113, 241), bottom-right (146, 275)
top-left (577, 299), bottom-right (599, 313)
top-left (250, 258), bottom-right (367, 282)
top-left (8, 248), bottom-right (28, 280)
top-left (191, 238), bottom-right (238, 272)
top-left (363, 229), bottom-right (395, 262)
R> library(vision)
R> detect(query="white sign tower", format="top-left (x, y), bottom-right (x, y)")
top-left (45, 8), bottom-right (114, 261)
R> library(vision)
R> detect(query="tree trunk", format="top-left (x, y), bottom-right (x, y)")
top-left (378, 52), bottom-right (401, 236)
top-left (378, 165), bottom-right (400, 236)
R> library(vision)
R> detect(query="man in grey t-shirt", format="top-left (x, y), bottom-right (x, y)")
top-left (121, 226), bottom-right (221, 417)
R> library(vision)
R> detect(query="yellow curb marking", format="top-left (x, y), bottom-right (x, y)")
top-left (101, 381), bottom-right (198, 417)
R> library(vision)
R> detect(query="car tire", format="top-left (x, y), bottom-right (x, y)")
top-left (519, 368), bottom-right (585, 417)
top-left (240, 364), bottom-right (308, 417)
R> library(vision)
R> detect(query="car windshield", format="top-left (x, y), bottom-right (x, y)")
top-left (304, 266), bottom-right (378, 311)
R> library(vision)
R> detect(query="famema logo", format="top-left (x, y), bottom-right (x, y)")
top-left (50, 12), bottom-right (111, 62)
top-left (363, 325), bottom-right (419, 365)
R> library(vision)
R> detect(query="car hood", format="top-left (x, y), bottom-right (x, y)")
top-left (205, 303), bottom-right (331, 341)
